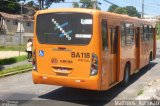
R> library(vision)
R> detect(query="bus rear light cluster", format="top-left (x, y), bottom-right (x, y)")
top-left (32, 50), bottom-right (37, 71)
top-left (90, 53), bottom-right (98, 76)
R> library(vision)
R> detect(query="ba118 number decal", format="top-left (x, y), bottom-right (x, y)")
top-left (71, 52), bottom-right (90, 58)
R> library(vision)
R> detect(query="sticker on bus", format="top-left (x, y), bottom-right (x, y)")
top-left (75, 34), bottom-right (92, 38)
top-left (39, 50), bottom-right (44, 57)
top-left (51, 18), bottom-right (72, 40)
top-left (81, 19), bottom-right (92, 25)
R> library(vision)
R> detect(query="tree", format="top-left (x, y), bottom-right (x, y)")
top-left (80, 0), bottom-right (92, 9)
top-left (72, 0), bottom-right (101, 10)
top-left (108, 5), bottom-right (141, 18)
top-left (72, 2), bottom-right (79, 8)
top-left (0, 0), bottom-right (21, 14)
top-left (27, 1), bottom-right (34, 7)
top-left (0, 0), bottom-right (39, 15)
top-left (40, 0), bottom-right (65, 9)
top-left (114, 7), bottom-right (127, 14)
top-left (125, 6), bottom-right (141, 18)
top-left (108, 4), bottom-right (118, 12)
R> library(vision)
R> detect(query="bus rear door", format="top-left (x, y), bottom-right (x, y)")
top-left (109, 26), bottom-right (118, 85)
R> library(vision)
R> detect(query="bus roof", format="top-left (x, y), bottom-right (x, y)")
top-left (35, 8), bottom-right (155, 26)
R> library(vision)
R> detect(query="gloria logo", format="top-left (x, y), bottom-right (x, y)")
top-left (51, 58), bottom-right (58, 64)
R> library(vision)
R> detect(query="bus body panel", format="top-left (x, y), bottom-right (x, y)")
top-left (32, 71), bottom-right (100, 90)
top-left (36, 46), bottom-right (92, 78)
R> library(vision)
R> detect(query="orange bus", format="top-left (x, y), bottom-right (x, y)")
top-left (32, 8), bottom-right (156, 90)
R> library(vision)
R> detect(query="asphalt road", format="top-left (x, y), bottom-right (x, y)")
top-left (0, 41), bottom-right (160, 106)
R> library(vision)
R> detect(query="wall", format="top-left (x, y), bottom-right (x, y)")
top-left (1, 18), bottom-right (34, 35)
top-left (23, 21), bottom-right (34, 33)
top-left (3, 18), bottom-right (18, 35)
top-left (0, 33), bottom-right (33, 46)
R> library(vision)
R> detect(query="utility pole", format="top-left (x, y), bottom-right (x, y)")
top-left (19, 2), bottom-right (23, 56)
top-left (92, 0), bottom-right (97, 9)
top-left (142, 0), bottom-right (144, 18)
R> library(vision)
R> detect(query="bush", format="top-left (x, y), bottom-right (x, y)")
top-left (0, 55), bottom-right (27, 65)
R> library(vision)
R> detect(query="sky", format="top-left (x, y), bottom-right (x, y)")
top-left (49, 0), bottom-right (160, 16)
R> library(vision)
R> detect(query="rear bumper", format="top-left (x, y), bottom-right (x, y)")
top-left (32, 71), bottom-right (100, 90)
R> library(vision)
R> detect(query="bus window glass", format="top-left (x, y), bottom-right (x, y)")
top-left (126, 23), bottom-right (134, 45)
top-left (140, 26), bottom-right (144, 41)
top-left (149, 26), bottom-right (153, 40)
top-left (101, 20), bottom-right (108, 50)
top-left (121, 23), bottom-right (125, 46)
top-left (36, 13), bottom-right (93, 45)
top-left (110, 28), bottom-right (117, 53)
top-left (121, 22), bottom-right (134, 46)
top-left (146, 26), bottom-right (150, 40)
top-left (144, 25), bottom-right (148, 40)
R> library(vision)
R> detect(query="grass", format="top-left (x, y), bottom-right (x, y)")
top-left (157, 35), bottom-right (160, 40)
top-left (0, 45), bottom-right (26, 51)
top-left (0, 64), bottom-right (32, 76)
top-left (0, 55), bottom-right (27, 65)
top-left (137, 88), bottom-right (144, 96)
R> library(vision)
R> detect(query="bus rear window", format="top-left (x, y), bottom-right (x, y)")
top-left (36, 13), bottom-right (93, 45)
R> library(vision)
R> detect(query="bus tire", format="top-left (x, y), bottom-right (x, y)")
top-left (122, 63), bottom-right (130, 86)
top-left (149, 52), bottom-right (153, 63)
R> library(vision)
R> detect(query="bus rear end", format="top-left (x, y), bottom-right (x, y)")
top-left (32, 9), bottom-right (101, 90)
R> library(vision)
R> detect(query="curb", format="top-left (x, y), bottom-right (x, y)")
top-left (0, 68), bottom-right (32, 78)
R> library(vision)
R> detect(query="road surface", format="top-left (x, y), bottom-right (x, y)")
top-left (0, 41), bottom-right (160, 106)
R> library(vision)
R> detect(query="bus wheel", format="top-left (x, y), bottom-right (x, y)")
top-left (123, 64), bottom-right (130, 86)
top-left (149, 52), bottom-right (153, 63)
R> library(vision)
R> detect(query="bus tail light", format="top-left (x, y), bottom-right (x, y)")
top-left (90, 53), bottom-right (98, 76)
top-left (32, 50), bottom-right (37, 71)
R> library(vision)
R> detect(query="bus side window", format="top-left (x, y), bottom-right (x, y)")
top-left (125, 23), bottom-right (134, 45)
top-left (141, 25), bottom-right (153, 41)
top-left (121, 22), bottom-right (134, 46)
top-left (149, 26), bottom-right (153, 40)
top-left (110, 28), bottom-right (117, 54)
top-left (121, 23), bottom-right (126, 46)
top-left (135, 27), bottom-right (139, 47)
top-left (101, 19), bottom-right (108, 50)
top-left (140, 26), bottom-right (144, 41)
top-left (144, 25), bottom-right (149, 41)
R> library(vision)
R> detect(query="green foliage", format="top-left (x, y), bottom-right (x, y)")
top-left (156, 22), bottom-right (160, 36)
top-left (0, 64), bottom-right (32, 76)
top-left (125, 6), bottom-right (141, 18)
top-left (114, 7), bottom-right (127, 15)
top-left (80, 0), bottom-right (93, 9)
top-left (0, 0), bottom-right (65, 14)
top-left (40, 0), bottom-right (65, 9)
top-left (108, 4), bottom-right (118, 12)
top-left (157, 35), bottom-right (160, 40)
top-left (0, 45), bottom-right (26, 51)
top-left (108, 5), bottom-right (141, 18)
top-left (27, 1), bottom-right (34, 7)
top-left (157, 22), bottom-right (160, 40)
top-left (72, 2), bottom-right (79, 8)
top-left (72, 0), bottom-right (101, 10)
top-left (0, 0), bottom-right (21, 14)
top-left (137, 87), bottom-right (144, 96)
top-left (0, 55), bottom-right (27, 65)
